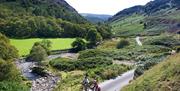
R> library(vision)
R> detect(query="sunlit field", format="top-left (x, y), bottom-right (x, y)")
top-left (10, 38), bottom-right (75, 56)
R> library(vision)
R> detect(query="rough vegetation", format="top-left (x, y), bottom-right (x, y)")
top-left (122, 53), bottom-right (180, 91)
top-left (0, 33), bottom-right (29, 91)
top-left (49, 57), bottom-right (113, 71)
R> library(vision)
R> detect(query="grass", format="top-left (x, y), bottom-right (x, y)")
top-left (111, 14), bottom-right (145, 37)
top-left (122, 53), bottom-right (180, 91)
top-left (10, 38), bottom-right (75, 56)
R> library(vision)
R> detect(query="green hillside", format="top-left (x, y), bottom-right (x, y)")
top-left (0, 0), bottom-right (111, 39)
top-left (109, 0), bottom-right (180, 37)
top-left (122, 53), bottom-right (180, 91)
top-left (111, 14), bottom-right (145, 37)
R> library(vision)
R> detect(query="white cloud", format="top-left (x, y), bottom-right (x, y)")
top-left (65, 0), bottom-right (151, 15)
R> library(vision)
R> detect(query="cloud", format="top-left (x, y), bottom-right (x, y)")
top-left (65, 0), bottom-right (151, 15)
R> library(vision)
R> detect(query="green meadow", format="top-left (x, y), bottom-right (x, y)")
top-left (10, 38), bottom-right (75, 56)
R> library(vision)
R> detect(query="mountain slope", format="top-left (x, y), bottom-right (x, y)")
top-left (108, 5), bottom-right (144, 22)
top-left (122, 53), bottom-right (180, 91)
top-left (81, 13), bottom-right (112, 23)
top-left (109, 0), bottom-right (180, 37)
top-left (1, 0), bottom-right (113, 38)
top-left (0, 0), bottom-right (86, 23)
top-left (0, 0), bottom-right (90, 38)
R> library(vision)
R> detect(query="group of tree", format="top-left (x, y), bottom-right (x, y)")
top-left (0, 15), bottom-right (112, 39)
top-left (0, 33), bottom-right (29, 91)
top-left (0, 0), bottom-right (112, 40)
top-left (71, 26), bottom-right (108, 52)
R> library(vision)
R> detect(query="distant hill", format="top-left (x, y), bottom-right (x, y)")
top-left (109, 0), bottom-right (180, 37)
top-left (122, 53), bottom-right (180, 91)
top-left (81, 13), bottom-right (112, 23)
top-left (108, 5), bottom-right (144, 22)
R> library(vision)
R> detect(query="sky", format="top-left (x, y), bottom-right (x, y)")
top-left (65, 0), bottom-right (152, 15)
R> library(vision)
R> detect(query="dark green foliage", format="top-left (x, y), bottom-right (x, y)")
top-left (71, 38), bottom-right (86, 52)
top-left (0, 33), bottom-right (19, 60)
top-left (0, 81), bottom-right (29, 91)
top-left (26, 43), bottom-right (47, 62)
top-left (116, 39), bottom-right (130, 49)
top-left (86, 28), bottom-right (102, 48)
top-left (96, 24), bottom-right (112, 39)
top-left (19, 0), bottom-right (87, 23)
top-left (0, 1), bottom-right (112, 39)
top-left (49, 57), bottom-right (113, 71)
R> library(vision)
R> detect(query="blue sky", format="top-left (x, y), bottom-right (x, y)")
top-left (65, 0), bottom-right (152, 15)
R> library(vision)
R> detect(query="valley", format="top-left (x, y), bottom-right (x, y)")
top-left (0, 0), bottom-right (180, 91)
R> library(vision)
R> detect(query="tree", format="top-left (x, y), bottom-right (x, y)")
top-left (86, 28), bottom-right (102, 48)
top-left (40, 39), bottom-right (52, 55)
top-left (71, 38), bottom-right (86, 52)
top-left (0, 33), bottom-right (18, 60)
top-left (96, 24), bottom-right (112, 39)
top-left (26, 44), bottom-right (47, 62)
top-left (116, 39), bottom-right (130, 49)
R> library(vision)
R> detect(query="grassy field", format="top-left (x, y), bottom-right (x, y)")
top-left (10, 38), bottom-right (75, 56)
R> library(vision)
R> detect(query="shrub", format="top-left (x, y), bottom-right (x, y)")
top-left (40, 39), bottom-right (52, 55)
top-left (134, 54), bottom-right (167, 78)
top-left (0, 59), bottom-right (21, 81)
top-left (86, 28), bottom-right (102, 48)
top-left (0, 33), bottom-right (19, 60)
top-left (26, 45), bottom-right (47, 62)
top-left (71, 38), bottom-right (86, 52)
top-left (33, 40), bottom-right (52, 55)
top-left (116, 39), bottom-right (130, 49)
top-left (78, 49), bottom-right (131, 60)
top-left (50, 57), bottom-right (113, 71)
top-left (78, 49), bottom-right (110, 59)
